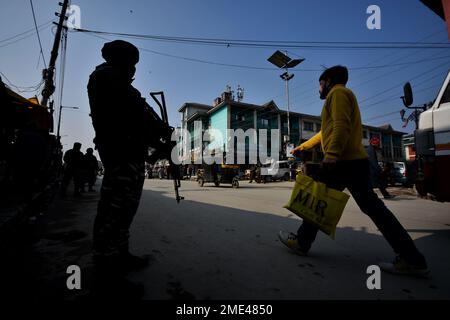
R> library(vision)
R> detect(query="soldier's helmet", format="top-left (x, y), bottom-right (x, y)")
top-left (101, 40), bottom-right (139, 66)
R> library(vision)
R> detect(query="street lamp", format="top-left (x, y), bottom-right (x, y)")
top-left (267, 50), bottom-right (304, 143)
top-left (56, 105), bottom-right (79, 140)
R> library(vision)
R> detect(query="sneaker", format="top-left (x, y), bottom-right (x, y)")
top-left (278, 231), bottom-right (308, 256)
top-left (379, 256), bottom-right (430, 278)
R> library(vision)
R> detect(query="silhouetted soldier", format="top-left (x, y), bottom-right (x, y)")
top-left (88, 40), bottom-right (171, 286)
top-left (61, 142), bottom-right (84, 197)
top-left (0, 77), bottom-right (9, 168)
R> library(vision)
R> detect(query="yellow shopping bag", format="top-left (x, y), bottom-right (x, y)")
top-left (284, 173), bottom-right (350, 239)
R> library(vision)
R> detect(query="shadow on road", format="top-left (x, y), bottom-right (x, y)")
top-left (1, 184), bottom-right (449, 300)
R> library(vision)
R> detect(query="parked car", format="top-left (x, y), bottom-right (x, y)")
top-left (390, 161), bottom-right (412, 187)
top-left (262, 160), bottom-right (291, 181)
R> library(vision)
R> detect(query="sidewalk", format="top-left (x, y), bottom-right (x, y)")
top-left (0, 182), bottom-right (99, 300)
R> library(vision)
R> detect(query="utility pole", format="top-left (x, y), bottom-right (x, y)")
top-left (41, 0), bottom-right (70, 111)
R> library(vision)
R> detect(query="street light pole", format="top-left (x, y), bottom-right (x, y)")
top-left (285, 69), bottom-right (290, 140)
top-left (56, 105), bottom-right (79, 140)
top-left (267, 50), bottom-right (304, 151)
top-left (282, 68), bottom-right (294, 141)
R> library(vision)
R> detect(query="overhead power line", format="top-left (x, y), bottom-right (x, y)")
top-left (82, 32), bottom-right (450, 73)
top-left (277, 29), bottom-right (448, 105)
top-left (0, 22), bottom-right (52, 49)
top-left (73, 27), bottom-right (450, 49)
top-left (29, 0), bottom-right (47, 68)
top-left (0, 19), bottom-right (52, 44)
top-left (0, 71), bottom-right (44, 93)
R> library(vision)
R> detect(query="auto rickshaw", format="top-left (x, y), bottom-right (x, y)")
top-left (197, 164), bottom-right (240, 188)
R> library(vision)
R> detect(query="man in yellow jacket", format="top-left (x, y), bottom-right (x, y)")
top-left (278, 66), bottom-right (428, 277)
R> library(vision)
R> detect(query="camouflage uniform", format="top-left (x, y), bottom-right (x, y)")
top-left (93, 147), bottom-right (145, 257)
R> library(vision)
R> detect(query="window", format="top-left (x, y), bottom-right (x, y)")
top-left (392, 135), bottom-right (402, 147)
top-left (260, 118), bottom-right (269, 126)
top-left (235, 115), bottom-right (246, 121)
top-left (304, 121), bottom-right (314, 131)
top-left (279, 162), bottom-right (289, 169)
top-left (393, 146), bottom-right (403, 160)
top-left (440, 82), bottom-right (450, 105)
top-left (315, 123), bottom-right (321, 132)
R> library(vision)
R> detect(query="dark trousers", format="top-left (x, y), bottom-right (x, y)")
top-left (93, 145), bottom-right (145, 257)
top-left (61, 167), bottom-right (81, 195)
top-left (378, 186), bottom-right (391, 198)
top-left (297, 159), bottom-right (426, 267)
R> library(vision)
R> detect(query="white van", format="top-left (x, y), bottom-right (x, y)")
top-left (262, 160), bottom-right (291, 181)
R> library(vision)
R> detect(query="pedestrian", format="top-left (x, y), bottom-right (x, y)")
top-left (145, 162), bottom-right (153, 179)
top-left (83, 147), bottom-right (99, 192)
top-left (187, 164), bottom-right (193, 179)
top-left (249, 165), bottom-right (256, 183)
top-left (158, 166), bottom-right (165, 179)
top-left (61, 142), bottom-right (84, 197)
top-left (290, 162), bottom-right (297, 181)
top-left (279, 65), bottom-right (428, 276)
top-left (88, 40), bottom-right (171, 290)
top-left (365, 137), bottom-right (395, 199)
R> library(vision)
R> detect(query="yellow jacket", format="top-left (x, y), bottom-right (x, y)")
top-left (298, 85), bottom-right (368, 161)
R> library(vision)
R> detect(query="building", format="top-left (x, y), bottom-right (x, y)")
top-left (403, 133), bottom-right (416, 161)
top-left (178, 89), bottom-right (406, 165)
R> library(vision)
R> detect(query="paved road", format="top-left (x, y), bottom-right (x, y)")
top-left (126, 179), bottom-right (450, 300)
top-left (11, 178), bottom-right (450, 300)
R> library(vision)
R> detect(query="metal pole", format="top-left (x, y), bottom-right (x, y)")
top-left (41, 0), bottom-right (69, 108)
top-left (415, 109), bottom-right (420, 130)
top-left (56, 104), bottom-right (63, 139)
top-left (285, 68), bottom-right (291, 142)
top-left (56, 30), bottom-right (68, 140)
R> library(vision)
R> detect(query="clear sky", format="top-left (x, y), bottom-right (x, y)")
top-left (1, 0), bottom-right (448, 154)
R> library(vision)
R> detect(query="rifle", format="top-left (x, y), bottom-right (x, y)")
top-left (148, 91), bottom-right (184, 203)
